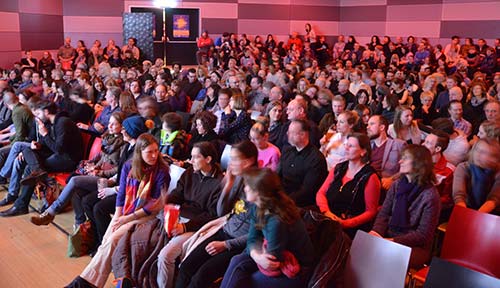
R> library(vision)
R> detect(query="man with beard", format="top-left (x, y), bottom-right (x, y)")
top-left (366, 115), bottom-right (406, 190)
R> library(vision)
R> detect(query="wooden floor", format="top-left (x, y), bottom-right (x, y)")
top-left (0, 190), bottom-right (114, 287)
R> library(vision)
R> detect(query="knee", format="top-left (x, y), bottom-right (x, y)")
top-left (158, 245), bottom-right (177, 265)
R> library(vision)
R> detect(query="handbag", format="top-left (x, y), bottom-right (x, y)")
top-left (67, 221), bottom-right (95, 257)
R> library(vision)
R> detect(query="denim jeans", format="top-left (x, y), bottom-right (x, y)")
top-left (7, 156), bottom-right (28, 198)
top-left (220, 252), bottom-right (310, 288)
top-left (0, 142), bottom-right (31, 198)
top-left (46, 175), bottom-right (99, 216)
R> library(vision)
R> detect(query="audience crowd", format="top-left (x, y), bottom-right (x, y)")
top-left (0, 26), bottom-right (499, 288)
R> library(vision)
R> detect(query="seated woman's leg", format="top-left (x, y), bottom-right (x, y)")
top-left (188, 247), bottom-right (243, 288)
top-left (220, 252), bottom-right (256, 288)
top-left (92, 194), bottom-right (116, 247)
top-left (47, 175), bottom-right (99, 216)
top-left (72, 189), bottom-right (97, 226)
top-left (176, 230), bottom-right (226, 288)
top-left (157, 232), bottom-right (194, 288)
top-left (79, 216), bottom-right (151, 288)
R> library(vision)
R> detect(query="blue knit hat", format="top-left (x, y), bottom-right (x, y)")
top-left (122, 116), bottom-right (148, 139)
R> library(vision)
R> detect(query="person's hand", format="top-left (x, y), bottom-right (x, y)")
top-left (170, 223), bottom-right (185, 236)
top-left (77, 123), bottom-right (89, 130)
top-left (36, 118), bottom-right (48, 136)
top-left (324, 211), bottom-right (342, 222)
top-left (205, 241), bottom-right (228, 256)
top-left (98, 187), bottom-right (116, 199)
top-left (112, 214), bottom-right (133, 231)
top-left (252, 252), bottom-right (280, 271)
top-left (369, 230), bottom-right (382, 238)
top-left (17, 152), bottom-right (24, 162)
top-left (30, 141), bottom-right (41, 150)
top-left (93, 122), bottom-right (105, 132)
top-left (381, 177), bottom-right (393, 191)
top-left (224, 105), bottom-right (232, 115)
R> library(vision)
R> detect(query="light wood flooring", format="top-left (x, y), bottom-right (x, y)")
top-left (0, 189), bottom-right (114, 287)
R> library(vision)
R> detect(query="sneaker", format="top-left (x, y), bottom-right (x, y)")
top-left (30, 211), bottom-right (55, 226)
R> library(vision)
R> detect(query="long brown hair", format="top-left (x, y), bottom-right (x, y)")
top-left (401, 144), bottom-right (436, 187)
top-left (243, 168), bottom-right (300, 229)
top-left (130, 134), bottom-right (166, 179)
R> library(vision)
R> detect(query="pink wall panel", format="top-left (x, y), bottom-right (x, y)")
top-left (0, 32), bottom-right (22, 52)
top-left (0, 52), bottom-right (22, 68)
top-left (238, 20), bottom-right (290, 36)
top-left (339, 22), bottom-right (386, 37)
top-left (386, 4), bottom-right (442, 21)
top-left (63, 16), bottom-right (123, 33)
top-left (386, 21), bottom-right (441, 38)
top-left (442, 2), bottom-right (500, 20)
top-left (291, 0), bottom-right (340, 6)
top-left (0, 12), bottom-right (20, 32)
top-left (18, 0), bottom-right (63, 15)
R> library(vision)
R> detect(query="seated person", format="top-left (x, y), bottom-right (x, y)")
top-left (316, 133), bottom-right (381, 238)
top-left (221, 168), bottom-right (314, 288)
top-left (422, 130), bottom-right (455, 220)
top-left (71, 116), bottom-right (149, 250)
top-left (65, 134), bottom-right (170, 288)
top-left (188, 110), bottom-right (219, 152)
top-left (278, 119), bottom-right (328, 208)
top-left (320, 111), bottom-right (356, 170)
top-left (0, 101), bottom-right (84, 217)
top-left (432, 118), bottom-right (470, 166)
top-left (77, 86), bottom-right (121, 136)
top-left (370, 145), bottom-right (440, 269)
top-left (66, 88), bottom-right (94, 125)
top-left (266, 101), bottom-right (285, 147)
top-left (175, 141), bottom-right (258, 288)
top-left (453, 138), bottom-right (500, 214)
top-left (30, 112), bottom-right (126, 226)
top-left (249, 121), bottom-right (281, 171)
top-left (160, 112), bottom-right (189, 161)
top-left (388, 106), bottom-right (423, 145)
top-left (219, 91), bottom-right (252, 145)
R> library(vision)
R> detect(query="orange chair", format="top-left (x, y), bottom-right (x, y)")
top-left (411, 206), bottom-right (500, 285)
top-left (49, 135), bottom-right (101, 186)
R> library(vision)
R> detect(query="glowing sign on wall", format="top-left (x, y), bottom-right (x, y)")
top-left (173, 15), bottom-right (189, 38)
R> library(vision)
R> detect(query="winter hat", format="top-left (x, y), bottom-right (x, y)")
top-left (123, 116), bottom-right (148, 139)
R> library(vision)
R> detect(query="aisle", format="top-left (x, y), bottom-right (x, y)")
top-left (0, 192), bottom-right (114, 287)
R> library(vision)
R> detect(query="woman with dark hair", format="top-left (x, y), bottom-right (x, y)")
top-left (119, 91), bottom-right (138, 117)
top-left (388, 106), bottom-right (423, 145)
top-left (38, 51), bottom-right (56, 75)
top-left (317, 133), bottom-right (380, 238)
top-left (370, 145), bottom-right (440, 269)
top-left (453, 138), bottom-right (500, 214)
top-left (202, 83), bottom-right (220, 112)
top-left (344, 35), bottom-right (357, 52)
top-left (66, 133), bottom-right (170, 288)
top-left (265, 101), bottom-right (284, 146)
top-left (265, 34), bottom-right (276, 52)
top-left (168, 80), bottom-right (188, 112)
top-left (304, 23), bottom-right (316, 44)
top-left (221, 168), bottom-right (314, 288)
top-left (189, 110), bottom-right (219, 151)
top-left (353, 104), bottom-right (370, 133)
top-left (174, 141), bottom-right (258, 288)
top-left (367, 35), bottom-right (381, 51)
top-left (220, 92), bottom-right (252, 144)
top-left (377, 86), bottom-right (399, 124)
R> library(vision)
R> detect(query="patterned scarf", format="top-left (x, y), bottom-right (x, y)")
top-left (122, 164), bottom-right (158, 215)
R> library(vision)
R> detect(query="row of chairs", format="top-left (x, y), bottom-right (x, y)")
top-left (346, 206), bottom-right (500, 288)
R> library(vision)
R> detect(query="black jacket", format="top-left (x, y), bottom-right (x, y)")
top-left (40, 112), bottom-right (83, 163)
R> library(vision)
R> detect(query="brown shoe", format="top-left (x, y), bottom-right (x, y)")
top-left (30, 212), bottom-right (55, 226)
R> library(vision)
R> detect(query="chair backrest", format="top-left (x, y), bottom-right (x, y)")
top-left (344, 231), bottom-right (411, 288)
top-left (168, 164), bottom-right (186, 193)
top-left (80, 132), bottom-right (92, 159)
top-left (220, 144), bottom-right (232, 171)
top-left (441, 206), bottom-right (500, 278)
top-left (424, 257), bottom-right (500, 288)
top-left (88, 137), bottom-right (102, 160)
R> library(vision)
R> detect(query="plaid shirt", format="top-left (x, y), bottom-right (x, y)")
top-left (452, 117), bottom-right (472, 136)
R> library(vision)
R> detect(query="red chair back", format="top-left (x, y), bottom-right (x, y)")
top-left (441, 206), bottom-right (500, 278)
top-left (88, 137), bottom-right (102, 160)
top-left (80, 132), bottom-right (92, 159)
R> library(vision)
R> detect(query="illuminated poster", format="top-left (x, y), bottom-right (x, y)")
top-left (173, 15), bottom-right (189, 38)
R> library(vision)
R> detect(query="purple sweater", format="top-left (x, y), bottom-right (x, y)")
top-left (372, 178), bottom-right (440, 248)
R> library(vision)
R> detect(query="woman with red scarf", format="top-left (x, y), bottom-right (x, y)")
top-left (66, 133), bottom-right (170, 288)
